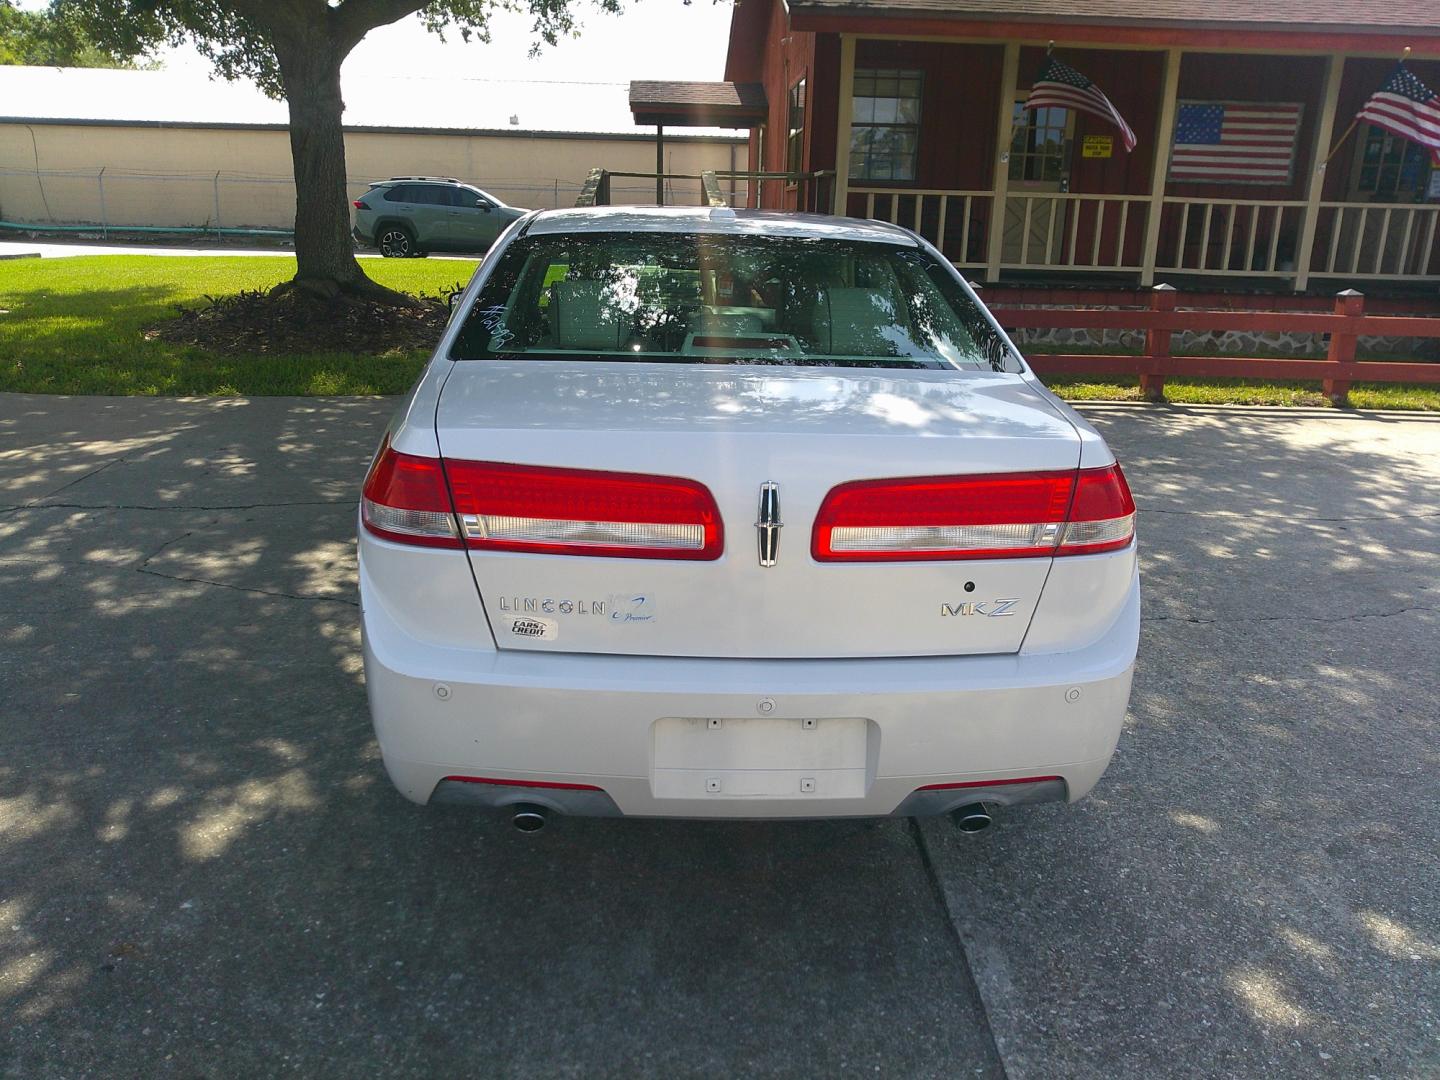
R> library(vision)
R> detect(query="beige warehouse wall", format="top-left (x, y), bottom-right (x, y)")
top-left (0, 122), bottom-right (747, 230)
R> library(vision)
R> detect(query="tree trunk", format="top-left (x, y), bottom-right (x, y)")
top-left (273, 33), bottom-right (410, 303)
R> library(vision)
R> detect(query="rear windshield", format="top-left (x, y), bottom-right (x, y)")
top-left (451, 232), bottom-right (1019, 371)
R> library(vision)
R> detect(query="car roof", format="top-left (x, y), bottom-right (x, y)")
top-left (523, 206), bottom-right (919, 246)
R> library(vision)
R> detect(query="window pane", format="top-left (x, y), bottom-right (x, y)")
top-left (872, 97), bottom-right (898, 124)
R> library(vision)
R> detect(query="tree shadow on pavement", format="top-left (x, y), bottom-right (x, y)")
top-left (0, 394), bottom-right (1002, 1079)
top-left (923, 403), bottom-right (1440, 1079)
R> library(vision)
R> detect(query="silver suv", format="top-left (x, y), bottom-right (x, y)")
top-left (352, 177), bottom-right (526, 258)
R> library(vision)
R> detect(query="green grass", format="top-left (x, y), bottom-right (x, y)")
top-left (2, 254), bottom-right (1439, 407)
top-left (0, 255), bottom-right (477, 395)
top-left (1045, 376), bottom-right (1440, 411)
top-left (1027, 340), bottom-right (1440, 410)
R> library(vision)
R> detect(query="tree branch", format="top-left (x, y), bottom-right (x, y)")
top-left (329, 0), bottom-right (429, 52)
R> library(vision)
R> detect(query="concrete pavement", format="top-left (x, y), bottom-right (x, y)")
top-left (1, 393), bottom-right (1436, 1077)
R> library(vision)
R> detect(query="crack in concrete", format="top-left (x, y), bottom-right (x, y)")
top-left (32, 456), bottom-right (124, 502)
top-left (134, 530), bottom-right (357, 608)
top-left (134, 564), bottom-right (359, 607)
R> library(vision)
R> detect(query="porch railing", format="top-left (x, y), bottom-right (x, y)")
top-left (851, 187), bottom-right (1440, 287)
top-left (1154, 198), bottom-right (1307, 277)
top-left (1310, 202), bottom-right (1440, 281)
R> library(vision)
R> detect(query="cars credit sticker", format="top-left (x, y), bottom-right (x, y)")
top-left (508, 616), bottom-right (558, 641)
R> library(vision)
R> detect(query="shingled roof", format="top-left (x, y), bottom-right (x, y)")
top-left (629, 81), bottom-right (769, 128)
top-left (786, 0), bottom-right (1440, 30)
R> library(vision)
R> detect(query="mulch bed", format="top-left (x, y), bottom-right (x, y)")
top-left (145, 286), bottom-right (453, 356)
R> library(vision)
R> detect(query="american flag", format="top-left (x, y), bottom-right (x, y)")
top-left (1023, 55), bottom-right (1136, 152)
top-left (1169, 102), bottom-right (1303, 184)
top-left (1356, 62), bottom-right (1440, 166)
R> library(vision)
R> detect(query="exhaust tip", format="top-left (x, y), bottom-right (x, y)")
top-left (511, 804), bottom-right (548, 833)
top-left (953, 803), bottom-right (993, 834)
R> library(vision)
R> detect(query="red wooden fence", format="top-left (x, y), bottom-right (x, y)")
top-left (990, 287), bottom-right (1440, 405)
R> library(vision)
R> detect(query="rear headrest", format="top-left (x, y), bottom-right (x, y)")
top-left (551, 280), bottom-right (625, 351)
top-left (697, 311), bottom-right (763, 336)
top-left (810, 286), bottom-right (898, 356)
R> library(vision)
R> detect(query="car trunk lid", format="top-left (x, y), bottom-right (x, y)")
top-left (434, 361), bottom-right (1082, 659)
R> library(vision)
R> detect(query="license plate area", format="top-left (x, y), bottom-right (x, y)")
top-left (651, 717), bottom-right (874, 800)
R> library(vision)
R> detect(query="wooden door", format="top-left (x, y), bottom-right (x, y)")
top-left (1003, 102), bottom-right (1075, 266)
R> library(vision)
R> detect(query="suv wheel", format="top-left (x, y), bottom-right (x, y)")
top-left (378, 225), bottom-right (417, 258)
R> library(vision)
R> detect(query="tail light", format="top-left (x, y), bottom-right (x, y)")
top-left (361, 438), bottom-right (462, 547)
top-left (445, 460), bottom-right (723, 560)
top-left (352, 199), bottom-right (368, 210)
top-left (362, 441), bottom-right (723, 560)
top-left (812, 463), bottom-right (1134, 561)
top-left (1059, 464), bottom-right (1137, 555)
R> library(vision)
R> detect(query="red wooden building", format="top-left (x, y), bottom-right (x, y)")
top-left (719, 0), bottom-right (1440, 293)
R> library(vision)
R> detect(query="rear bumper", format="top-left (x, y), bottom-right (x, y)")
top-left (360, 564), bottom-right (1138, 819)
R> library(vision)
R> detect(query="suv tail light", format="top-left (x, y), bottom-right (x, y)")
top-left (812, 464), bottom-right (1134, 561)
top-left (362, 442), bottom-right (723, 560)
top-left (352, 199), bottom-right (369, 210)
top-left (445, 460), bottom-right (723, 560)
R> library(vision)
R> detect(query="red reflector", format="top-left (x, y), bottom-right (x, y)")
top-left (444, 460), bottom-right (723, 560)
top-left (442, 775), bottom-right (605, 792)
top-left (360, 438), bottom-right (462, 547)
top-left (812, 464), bottom-right (1135, 562)
top-left (916, 775), bottom-right (1062, 791)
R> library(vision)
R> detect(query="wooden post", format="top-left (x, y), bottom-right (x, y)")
top-left (1140, 48), bottom-right (1182, 287)
top-left (1325, 288), bottom-right (1362, 406)
top-left (832, 35), bottom-right (856, 216)
top-left (1142, 283), bottom-right (1176, 402)
top-left (1294, 54), bottom-right (1347, 293)
top-left (985, 41), bottom-right (1021, 284)
top-left (656, 125), bottom-right (665, 205)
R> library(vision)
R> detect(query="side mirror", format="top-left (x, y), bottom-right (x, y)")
top-left (476, 199), bottom-right (492, 211)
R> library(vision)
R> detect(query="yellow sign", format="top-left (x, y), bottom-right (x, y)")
top-left (1082, 135), bottom-right (1114, 159)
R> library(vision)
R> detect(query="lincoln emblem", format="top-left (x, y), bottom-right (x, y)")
top-left (756, 482), bottom-right (782, 567)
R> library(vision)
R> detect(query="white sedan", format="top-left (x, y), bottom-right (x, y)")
top-left (358, 207), bottom-right (1138, 831)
